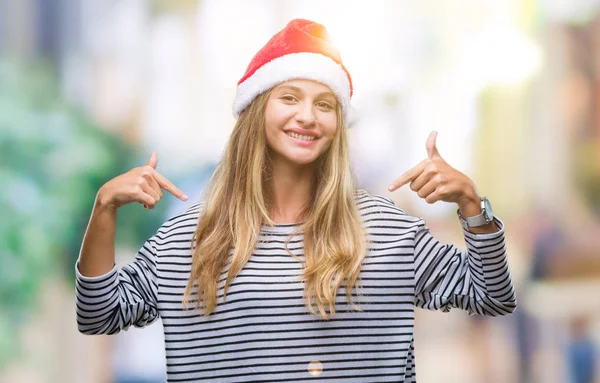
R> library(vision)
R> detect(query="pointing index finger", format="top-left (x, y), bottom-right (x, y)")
top-left (388, 160), bottom-right (426, 192)
top-left (153, 170), bottom-right (188, 201)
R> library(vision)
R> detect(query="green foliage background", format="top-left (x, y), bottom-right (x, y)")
top-left (0, 59), bottom-right (165, 367)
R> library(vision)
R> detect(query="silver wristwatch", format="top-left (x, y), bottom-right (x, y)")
top-left (457, 197), bottom-right (494, 230)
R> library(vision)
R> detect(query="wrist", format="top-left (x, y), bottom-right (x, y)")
top-left (456, 195), bottom-right (498, 233)
top-left (95, 187), bottom-right (119, 213)
top-left (457, 190), bottom-right (480, 217)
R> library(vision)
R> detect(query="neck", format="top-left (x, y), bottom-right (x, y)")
top-left (269, 159), bottom-right (315, 224)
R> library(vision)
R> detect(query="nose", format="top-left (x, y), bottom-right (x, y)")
top-left (295, 101), bottom-right (316, 127)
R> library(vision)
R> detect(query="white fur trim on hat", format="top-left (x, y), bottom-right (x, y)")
top-left (233, 52), bottom-right (353, 123)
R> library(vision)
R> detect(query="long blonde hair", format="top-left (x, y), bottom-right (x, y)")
top-left (183, 89), bottom-right (367, 319)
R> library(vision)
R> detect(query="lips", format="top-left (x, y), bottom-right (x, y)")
top-left (286, 131), bottom-right (318, 142)
top-left (284, 128), bottom-right (320, 138)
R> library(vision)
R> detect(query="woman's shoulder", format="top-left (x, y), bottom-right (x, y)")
top-left (155, 201), bottom-right (204, 237)
top-left (354, 189), bottom-right (422, 225)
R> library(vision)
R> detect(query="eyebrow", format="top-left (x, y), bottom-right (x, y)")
top-left (276, 85), bottom-right (336, 99)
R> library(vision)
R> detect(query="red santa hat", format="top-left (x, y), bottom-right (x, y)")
top-left (232, 19), bottom-right (356, 126)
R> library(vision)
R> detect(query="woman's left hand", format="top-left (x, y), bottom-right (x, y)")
top-left (388, 131), bottom-right (478, 205)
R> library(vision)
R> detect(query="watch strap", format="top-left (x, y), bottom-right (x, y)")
top-left (457, 197), bottom-right (493, 229)
top-left (464, 212), bottom-right (489, 227)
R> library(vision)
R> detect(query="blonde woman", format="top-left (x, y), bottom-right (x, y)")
top-left (76, 19), bottom-right (516, 382)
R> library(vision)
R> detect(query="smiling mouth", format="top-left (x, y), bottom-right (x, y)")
top-left (286, 131), bottom-right (317, 141)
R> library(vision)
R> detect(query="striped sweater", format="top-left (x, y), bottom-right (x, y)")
top-left (75, 190), bottom-right (516, 382)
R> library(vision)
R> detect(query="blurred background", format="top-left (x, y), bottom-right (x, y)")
top-left (1, 0), bottom-right (600, 382)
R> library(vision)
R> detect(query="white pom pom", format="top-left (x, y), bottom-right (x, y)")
top-left (345, 106), bottom-right (359, 128)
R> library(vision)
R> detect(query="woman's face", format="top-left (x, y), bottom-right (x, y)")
top-left (264, 79), bottom-right (338, 167)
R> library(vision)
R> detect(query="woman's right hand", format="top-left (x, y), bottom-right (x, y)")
top-left (97, 151), bottom-right (188, 211)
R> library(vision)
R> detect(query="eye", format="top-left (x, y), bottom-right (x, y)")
top-left (281, 95), bottom-right (298, 102)
top-left (316, 101), bottom-right (334, 110)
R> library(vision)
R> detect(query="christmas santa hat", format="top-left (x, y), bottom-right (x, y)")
top-left (232, 18), bottom-right (356, 125)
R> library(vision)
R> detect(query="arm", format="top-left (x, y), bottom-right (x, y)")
top-left (77, 199), bottom-right (119, 278)
top-left (75, 230), bottom-right (159, 335)
top-left (413, 217), bottom-right (516, 316)
top-left (75, 151), bottom-right (186, 335)
top-left (386, 131), bottom-right (516, 315)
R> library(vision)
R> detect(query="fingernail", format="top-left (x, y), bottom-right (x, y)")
top-left (182, 194), bottom-right (189, 201)
top-left (388, 185), bottom-right (394, 191)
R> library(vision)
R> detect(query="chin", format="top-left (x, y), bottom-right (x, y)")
top-left (269, 142), bottom-right (328, 167)
top-left (276, 148), bottom-right (323, 166)
top-left (285, 154), bottom-right (319, 166)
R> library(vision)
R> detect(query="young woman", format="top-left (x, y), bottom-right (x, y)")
top-left (76, 19), bottom-right (516, 382)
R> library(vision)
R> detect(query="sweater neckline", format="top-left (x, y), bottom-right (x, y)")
top-left (260, 221), bottom-right (306, 234)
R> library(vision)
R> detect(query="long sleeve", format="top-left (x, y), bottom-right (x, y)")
top-left (413, 217), bottom-right (516, 316)
top-left (75, 237), bottom-right (159, 335)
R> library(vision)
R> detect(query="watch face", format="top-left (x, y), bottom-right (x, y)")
top-left (482, 197), bottom-right (493, 221)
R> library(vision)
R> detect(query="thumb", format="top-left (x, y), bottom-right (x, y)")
top-left (426, 131), bottom-right (441, 159)
top-left (146, 150), bottom-right (158, 169)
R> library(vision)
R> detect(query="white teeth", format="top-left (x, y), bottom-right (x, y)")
top-left (287, 132), bottom-right (316, 141)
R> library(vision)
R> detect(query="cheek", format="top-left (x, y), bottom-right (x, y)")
top-left (264, 108), bottom-right (282, 139)
top-left (264, 104), bottom-right (276, 129)
top-left (265, 101), bottom-right (294, 125)
top-left (319, 114), bottom-right (338, 137)
top-left (264, 106), bottom-right (289, 146)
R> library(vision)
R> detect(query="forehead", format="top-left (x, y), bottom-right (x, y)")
top-left (274, 79), bottom-right (335, 95)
